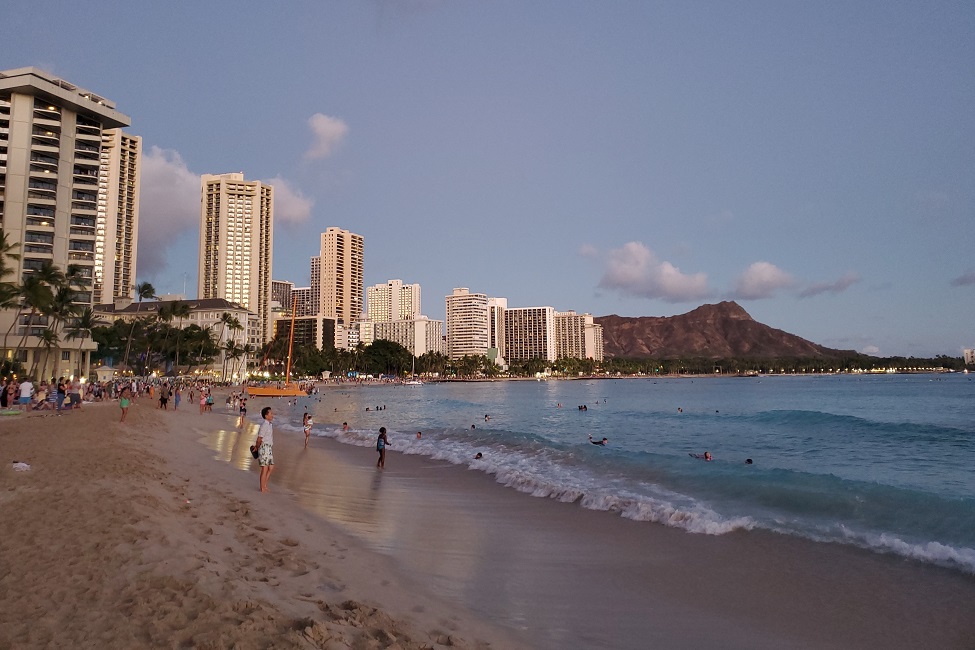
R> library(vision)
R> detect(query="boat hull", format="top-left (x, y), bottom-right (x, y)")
top-left (245, 387), bottom-right (307, 397)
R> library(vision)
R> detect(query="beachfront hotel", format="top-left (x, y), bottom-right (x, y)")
top-left (270, 279), bottom-right (293, 313)
top-left (95, 296), bottom-right (259, 379)
top-left (318, 227), bottom-right (363, 327)
top-left (445, 288), bottom-right (489, 360)
top-left (309, 255), bottom-right (320, 317)
top-left (366, 279), bottom-right (421, 323)
top-left (290, 286), bottom-right (313, 317)
top-left (95, 129), bottom-right (141, 305)
top-left (0, 67), bottom-right (136, 378)
top-left (555, 311), bottom-right (605, 362)
top-left (198, 173), bottom-right (273, 343)
top-left (363, 279), bottom-right (443, 356)
top-left (504, 306), bottom-right (558, 363)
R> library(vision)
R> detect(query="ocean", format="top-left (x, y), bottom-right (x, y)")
top-left (280, 373), bottom-right (975, 574)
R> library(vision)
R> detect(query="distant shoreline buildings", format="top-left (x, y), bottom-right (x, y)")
top-left (0, 66), bottom-right (604, 380)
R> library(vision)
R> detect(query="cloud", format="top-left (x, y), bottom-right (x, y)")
top-left (950, 270), bottom-right (975, 287)
top-left (579, 244), bottom-right (599, 258)
top-left (138, 146), bottom-right (201, 276)
top-left (304, 113), bottom-right (349, 160)
top-left (265, 176), bottom-right (313, 225)
top-left (862, 345), bottom-right (881, 356)
top-left (798, 272), bottom-right (860, 298)
top-left (597, 242), bottom-right (710, 303)
top-left (732, 261), bottom-right (795, 300)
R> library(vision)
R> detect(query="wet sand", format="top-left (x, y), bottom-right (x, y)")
top-left (207, 395), bottom-right (975, 649)
top-left (3, 393), bottom-right (973, 649)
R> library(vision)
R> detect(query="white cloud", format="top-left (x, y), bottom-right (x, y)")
top-left (950, 270), bottom-right (975, 287)
top-left (798, 272), bottom-right (860, 298)
top-left (732, 261), bottom-right (795, 300)
top-left (579, 244), bottom-right (599, 258)
top-left (597, 242), bottom-right (710, 303)
top-left (304, 113), bottom-right (349, 160)
top-left (862, 345), bottom-right (881, 356)
top-left (265, 176), bottom-right (313, 225)
top-left (138, 146), bottom-right (201, 276)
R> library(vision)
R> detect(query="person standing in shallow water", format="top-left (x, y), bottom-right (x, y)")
top-left (376, 427), bottom-right (390, 468)
top-left (255, 406), bottom-right (274, 492)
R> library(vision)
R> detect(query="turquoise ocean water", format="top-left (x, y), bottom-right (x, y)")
top-left (281, 373), bottom-right (975, 574)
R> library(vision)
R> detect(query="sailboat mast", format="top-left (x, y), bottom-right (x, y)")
top-left (284, 306), bottom-right (297, 386)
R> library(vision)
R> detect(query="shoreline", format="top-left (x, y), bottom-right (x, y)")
top-left (224, 392), bottom-right (975, 649)
top-left (3, 394), bottom-right (974, 649)
top-left (0, 397), bottom-right (529, 649)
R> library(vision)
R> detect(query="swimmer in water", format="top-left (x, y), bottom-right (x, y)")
top-left (475, 452), bottom-right (483, 459)
top-left (589, 434), bottom-right (608, 446)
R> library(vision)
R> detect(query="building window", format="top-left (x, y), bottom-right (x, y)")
top-left (62, 351), bottom-right (71, 361)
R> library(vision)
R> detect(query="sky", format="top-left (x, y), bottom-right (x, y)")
top-left (6, 1), bottom-right (974, 357)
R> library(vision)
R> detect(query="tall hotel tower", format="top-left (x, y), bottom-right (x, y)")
top-left (95, 129), bottom-right (141, 304)
top-left (0, 67), bottom-right (135, 376)
top-left (318, 227), bottom-right (363, 326)
top-left (367, 279), bottom-right (421, 322)
top-left (198, 173), bottom-right (273, 342)
top-left (445, 288), bottom-right (489, 359)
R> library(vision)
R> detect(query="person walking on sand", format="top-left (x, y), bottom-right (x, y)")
top-left (119, 386), bottom-right (132, 422)
top-left (238, 398), bottom-right (247, 427)
top-left (255, 406), bottom-right (274, 492)
top-left (303, 411), bottom-right (313, 447)
top-left (18, 377), bottom-right (34, 413)
top-left (376, 426), bottom-right (390, 468)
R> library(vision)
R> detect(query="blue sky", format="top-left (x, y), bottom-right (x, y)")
top-left (7, 1), bottom-right (974, 357)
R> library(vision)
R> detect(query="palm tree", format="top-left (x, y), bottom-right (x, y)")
top-left (12, 266), bottom-right (61, 368)
top-left (170, 300), bottom-right (191, 371)
top-left (122, 282), bottom-right (155, 372)
top-left (66, 307), bottom-right (107, 378)
top-left (233, 343), bottom-right (253, 380)
top-left (44, 286), bottom-right (80, 377)
top-left (31, 327), bottom-right (59, 379)
top-left (223, 340), bottom-right (244, 381)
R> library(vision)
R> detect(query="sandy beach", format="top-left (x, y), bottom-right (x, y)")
top-left (2, 391), bottom-right (974, 649)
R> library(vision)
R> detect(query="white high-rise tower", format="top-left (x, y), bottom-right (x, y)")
top-left (198, 173), bottom-right (274, 342)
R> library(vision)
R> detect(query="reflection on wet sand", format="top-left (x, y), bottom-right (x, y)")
top-left (200, 424), bottom-right (498, 598)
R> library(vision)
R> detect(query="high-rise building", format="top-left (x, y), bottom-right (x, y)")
top-left (309, 255), bottom-right (320, 316)
top-left (291, 287), bottom-right (312, 317)
top-left (487, 297), bottom-right (507, 366)
top-left (318, 227), bottom-right (363, 326)
top-left (198, 173), bottom-right (274, 342)
top-left (270, 280), bottom-right (293, 312)
top-left (0, 67), bottom-right (133, 377)
top-left (445, 288), bottom-right (489, 360)
top-left (95, 129), bottom-right (140, 304)
top-left (504, 306), bottom-right (557, 363)
top-left (372, 317), bottom-right (445, 357)
top-left (367, 279), bottom-right (421, 322)
top-left (555, 311), bottom-right (604, 362)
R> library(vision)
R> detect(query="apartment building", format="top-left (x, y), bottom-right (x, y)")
top-left (319, 228), bottom-right (363, 326)
top-left (555, 310), bottom-right (604, 361)
top-left (0, 67), bottom-right (135, 377)
top-left (95, 128), bottom-right (140, 304)
top-left (367, 279), bottom-right (421, 322)
top-left (198, 173), bottom-right (273, 342)
top-left (504, 306), bottom-right (557, 363)
top-left (445, 288), bottom-right (489, 359)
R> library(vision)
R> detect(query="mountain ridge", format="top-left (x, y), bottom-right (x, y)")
top-left (596, 301), bottom-right (856, 359)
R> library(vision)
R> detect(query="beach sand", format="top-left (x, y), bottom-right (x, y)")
top-left (2, 393), bottom-right (974, 649)
top-left (0, 397), bottom-right (527, 649)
